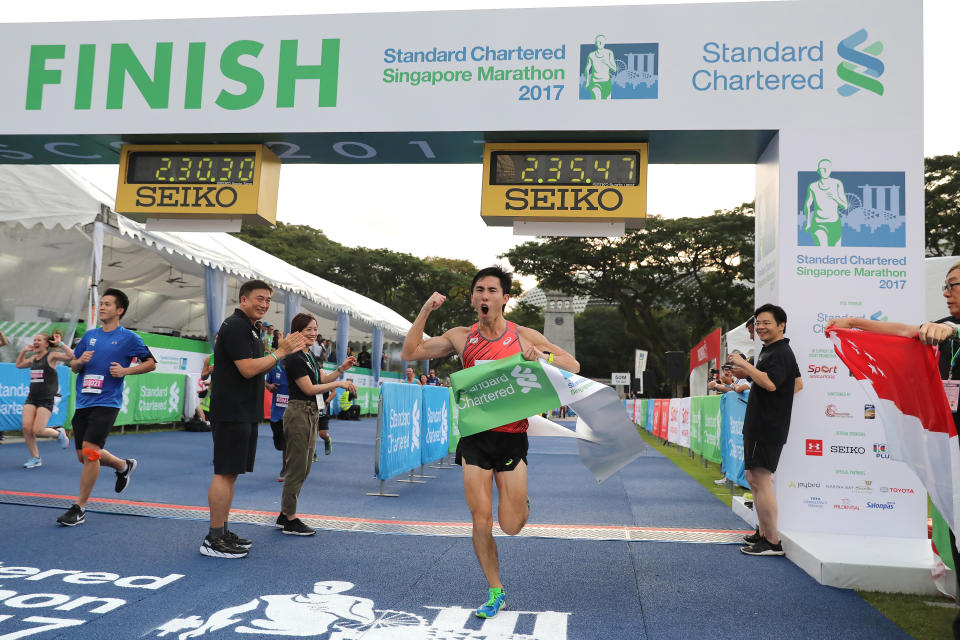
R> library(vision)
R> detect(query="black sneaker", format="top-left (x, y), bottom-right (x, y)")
top-left (200, 535), bottom-right (248, 558)
top-left (275, 513), bottom-right (289, 529)
top-left (743, 527), bottom-right (762, 544)
top-left (282, 518), bottom-right (316, 536)
top-left (740, 537), bottom-right (785, 556)
top-left (222, 530), bottom-right (253, 549)
top-left (56, 503), bottom-right (85, 527)
top-left (324, 437), bottom-right (332, 456)
top-left (114, 458), bottom-right (138, 493)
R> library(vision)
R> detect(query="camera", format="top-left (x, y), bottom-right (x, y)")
top-left (721, 364), bottom-right (733, 371)
top-left (709, 368), bottom-right (719, 375)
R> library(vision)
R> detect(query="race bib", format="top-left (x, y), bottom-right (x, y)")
top-left (316, 394), bottom-right (325, 411)
top-left (275, 393), bottom-right (289, 408)
top-left (944, 380), bottom-right (960, 413)
top-left (81, 374), bottom-right (104, 394)
top-left (30, 369), bottom-right (44, 384)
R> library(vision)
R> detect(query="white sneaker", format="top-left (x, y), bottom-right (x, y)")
top-left (24, 457), bottom-right (42, 469)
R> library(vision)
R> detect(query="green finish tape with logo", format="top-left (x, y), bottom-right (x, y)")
top-left (451, 353), bottom-right (560, 437)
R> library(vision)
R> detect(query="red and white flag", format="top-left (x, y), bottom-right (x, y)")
top-left (826, 327), bottom-right (960, 534)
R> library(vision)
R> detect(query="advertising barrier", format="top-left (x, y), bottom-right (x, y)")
top-left (646, 399), bottom-right (655, 433)
top-left (115, 372), bottom-right (186, 426)
top-left (420, 385), bottom-right (450, 465)
top-left (667, 399), bottom-right (681, 444)
top-left (701, 395), bottom-right (723, 464)
top-left (690, 396), bottom-right (703, 455)
top-left (721, 390), bottom-right (749, 487)
top-left (677, 397), bottom-right (691, 449)
top-left (0, 362), bottom-right (70, 429)
top-left (654, 399), bottom-right (669, 439)
top-left (375, 382), bottom-right (422, 481)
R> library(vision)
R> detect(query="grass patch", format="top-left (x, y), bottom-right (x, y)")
top-left (636, 427), bottom-right (747, 508)
top-left (637, 425), bottom-right (955, 640)
top-left (858, 591), bottom-right (956, 640)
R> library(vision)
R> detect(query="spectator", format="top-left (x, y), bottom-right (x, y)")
top-left (265, 360), bottom-right (289, 482)
top-left (338, 387), bottom-right (361, 420)
top-left (827, 259), bottom-right (960, 635)
top-left (201, 279), bottom-right (305, 558)
top-left (346, 346), bottom-right (354, 359)
top-left (715, 364), bottom-right (750, 393)
top-left (418, 373), bottom-right (428, 386)
top-left (706, 367), bottom-right (722, 394)
top-left (729, 304), bottom-right (802, 557)
top-left (311, 335), bottom-right (327, 361)
top-left (404, 367), bottom-right (417, 384)
top-left (426, 368), bottom-right (440, 385)
top-left (357, 345), bottom-right (372, 369)
top-left (326, 340), bottom-right (337, 363)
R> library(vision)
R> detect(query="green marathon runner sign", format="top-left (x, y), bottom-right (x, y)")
top-left (451, 354), bottom-right (560, 437)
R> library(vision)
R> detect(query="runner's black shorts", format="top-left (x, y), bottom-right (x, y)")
top-left (25, 394), bottom-right (56, 412)
top-left (743, 437), bottom-right (785, 473)
top-left (72, 406), bottom-right (120, 449)
top-left (455, 430), bottom-right (528, 472)
top-left (212, 421), bottom-right (258, 475)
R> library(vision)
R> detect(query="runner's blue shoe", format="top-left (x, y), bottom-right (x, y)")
top-left (475, 588), bottom-right (506, 619)
top-left (57, 427), bottom-right (69, 449)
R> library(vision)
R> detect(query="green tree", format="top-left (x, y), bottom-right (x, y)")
top-left (925, 153), bottom-right (960, 257)
top-left (503, 204), bottom-right (755, 384)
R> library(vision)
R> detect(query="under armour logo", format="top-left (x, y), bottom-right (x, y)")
top-left (510, 365), bottom-right (542, 394)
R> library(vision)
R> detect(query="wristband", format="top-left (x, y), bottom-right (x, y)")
top-left (270, 352), bottom-right (280, 365)
top-left (545, 351), bottom-right (554, 364)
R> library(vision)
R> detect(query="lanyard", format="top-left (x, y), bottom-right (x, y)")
top-left (950, 342), bottom-right (959, 381)
top-left (303, 351), bottom-right (320, 381)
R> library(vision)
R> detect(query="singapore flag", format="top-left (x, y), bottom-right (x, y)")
top-left (827, 327), bottom-right (960, 534)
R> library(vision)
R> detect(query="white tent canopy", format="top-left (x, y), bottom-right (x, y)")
top-left (0, 165), bottom-right (414, 351)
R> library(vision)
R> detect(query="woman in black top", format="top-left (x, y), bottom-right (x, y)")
top-left (276, 313), bottom-right (357, 536)
top-left (15, 332), bottom-right (74, 469)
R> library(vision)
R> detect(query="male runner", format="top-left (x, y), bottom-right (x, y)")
top-left (401, 266), bottom-right (578, 618)
top-left (57, 288), bottom-right (156, 526)
top-left (584, 34), bottom-right (617, 99)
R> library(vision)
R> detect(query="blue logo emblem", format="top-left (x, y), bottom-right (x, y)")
top-left (797, 164), bottom-right (905, 248)
top-left (579, 35), bottom-right (658, 100)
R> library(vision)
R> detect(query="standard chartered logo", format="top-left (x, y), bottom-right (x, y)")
top-left (168, 382), bottom-right (181, 413)
top-left (837, 28), bottom-right (883, 96)
top-left (510, 365), bottom-right (542, 394)
top-left (120, 385), bottom-right (131, 414)
top-left (411, 400), bottom-right (421, 451)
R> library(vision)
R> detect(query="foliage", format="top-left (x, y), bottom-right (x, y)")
top-left (503, 204), bottom-right (756, 389)
top-left (925, 153), bottom-right (960, 257)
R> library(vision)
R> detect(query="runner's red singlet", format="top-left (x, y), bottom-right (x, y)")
top-left (461, 321), bottom-right (528, 433)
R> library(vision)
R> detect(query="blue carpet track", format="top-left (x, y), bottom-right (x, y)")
top-left (0, 421), bottom-right (913, 639)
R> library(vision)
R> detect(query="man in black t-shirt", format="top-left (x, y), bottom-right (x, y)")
top-left (201, 279), bottom-right (305, 559)
top-left (729, 304), bottom-right (803, 557)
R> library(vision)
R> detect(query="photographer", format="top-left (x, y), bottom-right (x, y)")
top-left (707, 367), bottom-right (723, 394)
top-left (716, 363), bottom-right (750, 393)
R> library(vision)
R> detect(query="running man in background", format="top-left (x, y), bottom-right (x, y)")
top-left (584, 34), bottom-right (617, 99)
top-left (803, 158), bottom-right (848, 247)
top-left (57, 289), bottom-right (156, 527)
top-left (16, 332), bottom-right (73, 468)
top-left (401, 266), bottom-right (579, 619)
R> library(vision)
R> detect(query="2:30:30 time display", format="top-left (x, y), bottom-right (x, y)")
top-left (127, 152), bottom-right (256, 185)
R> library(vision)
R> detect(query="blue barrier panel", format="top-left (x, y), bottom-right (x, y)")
top-left (721, 390), bottom-right (749, 488)
top-left (375, 382), bottom-right (423, 480)
top-left (420, 385), bottom-right (450, 465)
top-left (646, 398), bottom-right (654, 433)
top-left (0, 363), bottom-right (70, 429)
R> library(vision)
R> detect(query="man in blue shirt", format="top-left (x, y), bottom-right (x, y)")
top-left (57, 288), bottom-right (156, 527)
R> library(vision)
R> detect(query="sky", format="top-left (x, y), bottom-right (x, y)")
top-left (3, 0), bottom-right (956, 286)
